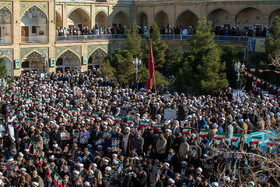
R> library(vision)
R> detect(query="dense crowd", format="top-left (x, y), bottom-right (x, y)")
top-left (0, 69), bottom-right (280, 187)
top-left (56, 25), bottom-right (270, 37)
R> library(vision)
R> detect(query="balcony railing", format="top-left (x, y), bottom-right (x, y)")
top-left (56, 34), bottom-right (250, 43)
top-left (0, 37), bottom-right (12, 44)
top-left (21, 36), bottom-right (48, 43)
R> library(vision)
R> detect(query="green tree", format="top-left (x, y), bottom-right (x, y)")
top-left (265, 16), bottom-right (280, 69)
top-left (138, 68), bottom-right (169, 90)
top-left (100, 57), bottom-right (115, 79)
top-left (125, 20), bottom-right (142, 58)
top-left (221, 45), bottom-right (245, 88)
top-left (144, 23), bottom-right (168, 71)
top-left (0, 58), bottom-right (7, 78)
top-left (110, 48), bottom-right (135, 86)
top-left (178, 17), bottom-right (228, 94)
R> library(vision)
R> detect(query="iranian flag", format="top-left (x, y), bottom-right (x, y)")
top-left (55, 103), bottom-right (60, 109)
top-left (248, 73), bottom-right (252, 78)
top-left (71, 108), bottom-right (78, 115)
top-left (153, 123), bottom-right (162, 129)
top-left (34, 98), bottom-right (40, 106)
top-left (250, 68), bottom-right (256, 73)
top-left (81, 110), bottom-right (88, 116)
top-left (251, 136), bottom-right (262, 145)
top-left (253, 77), bottom-right (256, 81)
top-left (199, 129), bottom-right (209, 138)
top-left (24, 97), bottom-right (31, 103)
top-left (182, 127), bottom-right (192, 134)
top-left (104, 114), bottom-right (113, 119)
top-left (139, 121), bottom-right (149, 127)
top-left (231, 134), bottom-right (242, 142)
top-left (278, 89), bottom-right (280, 93)
top-left (214, 132), bottom-right (226, 140)
top-left (267, 139), bottom-right (280, 147)
top-left (114, 116), bottom-right (123, 123)
top-left (127, 118), bottom-right (135, 125)
top-left (244, 72), bottom-right (248, 76)
top-left (256, 78), bottom-right (261, 83)
top-left (6, 92), bottom-right (11, 99)
top-left (38, 156), bottom-right (44, 166)
top-left (54, 173), bottom-right (60, 185)
top-left (8, 116), bottom-right (17, 124)
top-left (63, 106), bottom-right (68, 113)
top-left (92, 112), bottom-right (99, 119)
top-left (275, 71), bottom-right (280, 75)
top-left (259, 69), bottom-right (263, 73)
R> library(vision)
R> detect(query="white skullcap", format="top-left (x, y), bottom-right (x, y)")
top-left (163, 162), bottom-right (170, 167)
top-left (168, 178), bottom-right (175, 184)
top-left (196, 167), bottom-right (202, 172)
top-left (32, 182), bottom-right (39, 186)
top-left (181, 161), bottom-right (188, 166)
top-left (73, 170), bottom-right (79, 174)
top-left (105, 166), bottom-right (112, 171)
top-left (249, 181), bottom-right (255, 186)
top-left (77, 163), bottom-right (83, 167)
top-left (84, 182), bottom-right (91, 186)
top-left (92, 163), bottom-right (97, 167)
top-left (212, 182), bottom-right (219, 187)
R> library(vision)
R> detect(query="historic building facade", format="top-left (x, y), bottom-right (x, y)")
top-left (0, 0), bottom-right (279, 76)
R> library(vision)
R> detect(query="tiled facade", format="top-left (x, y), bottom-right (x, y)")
top-left (0, 0), bottom-right (279, 76)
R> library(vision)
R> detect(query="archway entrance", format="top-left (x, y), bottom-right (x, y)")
top-left (137, 12), bottom-right (148, 28)
top-left (269, 9), bottom-right (280, 26)
top-left (56, 50), bottom-right (80, 72)
top-left (21, 6), bottom-right (48, 43)
top-left (21, 51), bottom-right (46, 74)
top-left (155, 11), bottom-right (169, 27)
top-left (68, 8), bottom-right (91, 31)
top-left (95, 11), bottom-right (108, 28)
top-left (2, 57), bottom-right (12, 76)
top-left (112, 11), bottom-right (129, 28)
top-left (175, 10), bottom-right (198, 29)
top-left (56, 11), bottom-right (62, 29)
top-left (207, 9), bottom-right (233, 28)
top-left (88, 49), bottom-right (107, 70)
top-left (0, 7), bottom-right (12, 44)
top-left (236, 8), bottom-right (266, 28)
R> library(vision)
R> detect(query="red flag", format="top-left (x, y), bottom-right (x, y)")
top-left (146, 41), bottom-right (154, 92)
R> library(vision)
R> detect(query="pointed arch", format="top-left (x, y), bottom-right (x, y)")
top-left (0, 6), bottom-right (12, 43)
top-left (235, 7), bottom-right (267, 28)
top-left (56, 11), bottom-right (62, 28)
top-left (88, 48), bottom-right (108, 60)
top-left (137, 12), bottom-right (148, 28)
top-left (95, 9), bottom-right (108, 16)
top-left (88, 48), bottom-right (108, 70)
top-left (67, 8), bottom-right (91, 29)
top-left (21, 5), bottom-right (48, 19)
top-left (95, 11), bottom-right (108, 28)
top-left (207, 8), bottom-right (233, 28)
top-left (21, 50), bottom-right (43, 63)
top-left (2, 56), bottom-right (12, 76)
top-left (56, 50), bottom-right (81, 71)
top-left (56, 49), bottom-right (81, 61)
top-left (67, 7), bottom-right (91, 18)
top-left (0, 5), bottom-right (12, 14)
top-left (269, 8), bottom-right (280, 26)
top-left (155, 10), bottom-right (169, 27)
top-left (175, 9), bottom-right (199, 28)
top-left (112, 11), bottom-right (129, 28)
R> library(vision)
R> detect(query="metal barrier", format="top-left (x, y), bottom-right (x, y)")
top-left (0, 37), bottom-right (12, 44)
top-left (56, 34), bottom-right (250, 43)
top-left (21, 36), bottom-right (49, 43)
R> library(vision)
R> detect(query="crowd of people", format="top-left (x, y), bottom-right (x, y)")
top-left (0, 69), bottom-right (279, 187)
top-left (56, 25), bottom-right (270, 38)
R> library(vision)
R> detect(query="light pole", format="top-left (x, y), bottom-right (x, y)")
top-left (234, 61), bottom-right (245, 90)
top-left (42, 53), bottom-right (48, 79)
top-left (132, 57), bottom-right (142, 82)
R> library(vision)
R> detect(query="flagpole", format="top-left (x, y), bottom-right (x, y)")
top-left (153, 71), bottom-right (157, 96)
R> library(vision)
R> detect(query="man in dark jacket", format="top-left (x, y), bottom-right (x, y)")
top-left (132, 166), bottom-right (147, 187)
